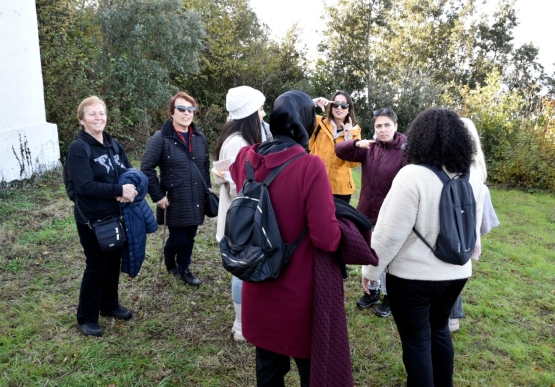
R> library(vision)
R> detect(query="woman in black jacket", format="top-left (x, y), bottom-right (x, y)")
top-left (65, 96), bottom-right (137, 337)
top-left (141, 91), bottom-right (211, 286)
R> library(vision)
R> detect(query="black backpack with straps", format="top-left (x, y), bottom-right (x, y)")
top-left (413, 164), bottom-right (477, 266)
top-left (220, 153), bottom-right (308, 282)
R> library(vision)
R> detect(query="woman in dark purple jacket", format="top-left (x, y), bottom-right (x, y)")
top-left (335, 107), bottom-right (407, 316)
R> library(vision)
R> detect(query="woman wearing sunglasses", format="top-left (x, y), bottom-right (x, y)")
top-left (141, 91), bottom-right (211, 286)
top-left (335, 107), bottom-right (407, 317)
top-left (309, 90), bottom-right (361, 203)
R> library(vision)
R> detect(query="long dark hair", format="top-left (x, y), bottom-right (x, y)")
top-left (213, 110), bottom-right (262, 160)
top-left (404, 108), bottom-right (475, 174)
top-left (325, 90), bottom-right (358, 126)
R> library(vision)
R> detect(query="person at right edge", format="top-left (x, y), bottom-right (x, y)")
top-left (230, 91), bottom-right (341, 386)
top-left (362, 108), bottom-right (485, 386)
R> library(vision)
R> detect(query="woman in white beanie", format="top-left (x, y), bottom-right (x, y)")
top-left (212, 85), bottom-right (267, 341)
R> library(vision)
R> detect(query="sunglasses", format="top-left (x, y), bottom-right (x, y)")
top-left (331, 102), bottom-right (350, 109)
top-left (175, 105), bottom-right (196, 113)
top-left (373, 108), bottom-right (393, 116)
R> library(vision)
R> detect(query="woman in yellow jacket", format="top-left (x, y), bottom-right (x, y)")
top-left (309, 90), bottom-right (361, 203)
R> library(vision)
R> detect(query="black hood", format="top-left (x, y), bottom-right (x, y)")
top-left (269, 91), bottom-right (316, 148)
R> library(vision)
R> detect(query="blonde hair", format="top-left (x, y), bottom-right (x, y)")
top-left (461, 118), bottom-right (487, 182)
top-left (77, 96), bottom-right (107, 123)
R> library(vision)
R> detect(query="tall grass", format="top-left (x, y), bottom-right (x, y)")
top-left (1, 170), bottom-right (554, 386)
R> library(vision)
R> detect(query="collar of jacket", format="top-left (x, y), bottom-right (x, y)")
top-left (160, 119), bottom-right (200, 138)
top-left (247, 143), bottom-right (307, 170)
top-left (376, 132), bottom-right (407, 149)
top-left (77, 129), bottom-right (118, 149)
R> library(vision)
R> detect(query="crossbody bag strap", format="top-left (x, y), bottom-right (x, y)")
top-left (184, 148), bottom-right (210, 193)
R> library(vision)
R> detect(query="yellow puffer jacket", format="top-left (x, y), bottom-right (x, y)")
top-left (308, 116), bottom-right (361, 195)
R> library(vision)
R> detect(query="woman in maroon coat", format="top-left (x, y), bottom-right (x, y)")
top-left (230, 91), bottom-right (341, 386)
top-left (335, 108), bottom-right (407, 317)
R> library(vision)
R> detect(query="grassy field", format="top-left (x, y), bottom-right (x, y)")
top-left (1, 168), bottom-right (554, 387)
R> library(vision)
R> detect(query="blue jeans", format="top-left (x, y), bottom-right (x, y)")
top-left (232, 275), bottom-right (242, 304)
top-left (387, 274), bottom-right (467, 387)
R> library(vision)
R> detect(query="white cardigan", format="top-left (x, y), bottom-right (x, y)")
top-left (363, 164), bottom-right (486, 282)
top-left (213, 134), bottom-right (248, 242)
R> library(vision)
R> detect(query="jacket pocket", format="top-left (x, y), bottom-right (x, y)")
top-left (161, 177), bottom-right (183, 190)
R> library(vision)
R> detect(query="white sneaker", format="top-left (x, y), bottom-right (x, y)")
top-left (449, 318), bottom-right (460, 332)
top-left (232, 319), bottom-right (246, 341)
top-left (232, 302), bottom-right (246, 341)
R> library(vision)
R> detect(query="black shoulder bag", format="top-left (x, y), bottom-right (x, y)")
top-left (75, 145), bottom-right (127, 252)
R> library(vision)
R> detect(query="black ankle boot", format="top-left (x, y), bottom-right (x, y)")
top-left (179, 269), bottom-right (201, 287)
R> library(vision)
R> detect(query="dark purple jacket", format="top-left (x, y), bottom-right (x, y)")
top-left (335, 132), bottom-right (407, 224)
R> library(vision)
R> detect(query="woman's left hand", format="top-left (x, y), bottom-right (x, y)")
top-left (341, 117), bottom-right (354, 140)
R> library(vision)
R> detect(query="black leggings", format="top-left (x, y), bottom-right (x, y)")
top-left (256, 347), bottom-right (311, 387)
top-left (387, 274), bottom-right (467, 387)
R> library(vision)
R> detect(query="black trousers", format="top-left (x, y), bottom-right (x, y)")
top-left (333, 194), bottom-right (351, 204)
top-left (76, 222), bottom-right (122, 325)
top-left (164, 225), bottom-right (198, 275)
top-left (256, 347), bottom-right (311, 387)
top-left (386, 274), bottom-right (467, 387)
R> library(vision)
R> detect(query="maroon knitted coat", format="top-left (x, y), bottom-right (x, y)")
top-left (230, 143), bottom-right (341, 358)
top-left (311, 218), bottom-right (379, 387)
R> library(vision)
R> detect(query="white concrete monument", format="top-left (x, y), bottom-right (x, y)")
top-left (0, 0), bottom-right (60, 183)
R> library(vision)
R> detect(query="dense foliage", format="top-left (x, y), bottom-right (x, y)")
top-left (36, 0), bottom-right (555, 190)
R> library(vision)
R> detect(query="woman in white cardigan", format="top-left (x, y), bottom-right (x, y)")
top-left (363, 108), bottom-right (486, 386)
top-left (212, 86), bottom-right (267, 341)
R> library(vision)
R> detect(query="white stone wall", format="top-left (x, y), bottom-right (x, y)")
top-left (0, 0), bottom-right (60, 183)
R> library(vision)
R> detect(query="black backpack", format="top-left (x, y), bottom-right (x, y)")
top-left (220, 153), bottom-right (308, 282)
top-left (413, 164), bottom-right (477, 266)
top-left (64, 138), bottom-right (91, 202)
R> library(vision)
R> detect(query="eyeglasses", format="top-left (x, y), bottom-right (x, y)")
top-left (331, 102), bottom-right (350, 109)
top-left (373, 108), bottom-right (393, 116)
top-left (175, 105), bottom-right (196, 113)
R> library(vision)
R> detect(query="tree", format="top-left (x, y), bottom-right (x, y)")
top-left (97, 0), bottom-right (204, 142)
top-left (36, 0), bottom-right (101, 153)
top-left (181, 0), bottom-right (308, 145)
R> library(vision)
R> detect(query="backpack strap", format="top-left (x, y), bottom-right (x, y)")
top-left (246, 152), bottom-right (306, 185)
top-left (412, 163), bottom-right (468, 251)
top-left (312, 124), bottom-right (322, 143)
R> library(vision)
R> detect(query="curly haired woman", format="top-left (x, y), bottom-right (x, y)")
top-left (363, 108), bottom-right (486, 386)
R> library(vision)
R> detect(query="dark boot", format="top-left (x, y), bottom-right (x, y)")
top-left (100, 305), bottom-right (133, 320)
top-left (179, 269), bottom-right (201, 287)
top-left (77, 322), bottom-right (103, 337)
top-left (356, 288), bottom-right (381, 308)
top-left (375, 295), bottom-right (391, 317)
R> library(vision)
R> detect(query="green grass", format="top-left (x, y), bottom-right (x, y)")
top-left (1, 171), bottom-right (554, 386)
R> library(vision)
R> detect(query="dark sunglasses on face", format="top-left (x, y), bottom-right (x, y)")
top-left (175, 105), bottom-right (196, 113)
top-left (373, 107), bottom-right (393, 116)
top-left (332, 102), bottom-right (350, 109)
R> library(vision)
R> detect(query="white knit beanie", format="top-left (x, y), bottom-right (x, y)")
top-left (226, 86), bottom-right (265, 120)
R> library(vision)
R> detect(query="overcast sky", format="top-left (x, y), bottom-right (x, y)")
top-left (250, 0), bottom-right (555, 75)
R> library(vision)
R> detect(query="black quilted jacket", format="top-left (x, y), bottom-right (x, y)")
top-left (140, 119), bottom-right (211, 227)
